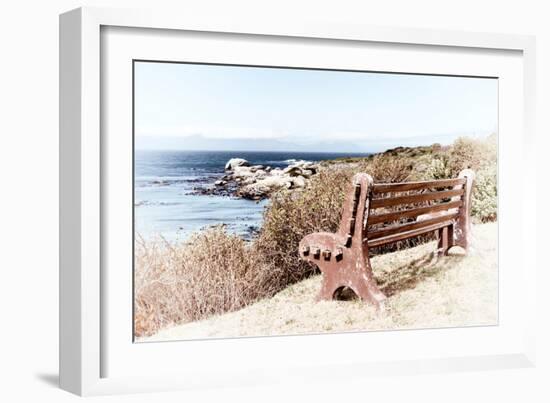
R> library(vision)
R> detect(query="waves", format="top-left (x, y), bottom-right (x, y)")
top-left (135, 174), bottom-right (223, 190)
top-left (260, 158), bottom-right (312, 166)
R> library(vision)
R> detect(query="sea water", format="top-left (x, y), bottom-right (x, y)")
top-left (134, 150), bottom-right (370, 242)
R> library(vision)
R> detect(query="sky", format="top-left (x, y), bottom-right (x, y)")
top-left (134, 61), bottom-right (498, 153)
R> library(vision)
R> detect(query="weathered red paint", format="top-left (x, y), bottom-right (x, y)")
top-left (298, 173), bottom-right (386, 308)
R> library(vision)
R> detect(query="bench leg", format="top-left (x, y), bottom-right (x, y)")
top-left (453, 169), bottom-right (475, 253)
top-left (317, 274), bottom-right (339, 302)
top-left (351, 260), bottom-right (387, 309)
top-left (316, 255), bottom-right (386, 310)
top-left (437, 225), bottom-right (451, 257)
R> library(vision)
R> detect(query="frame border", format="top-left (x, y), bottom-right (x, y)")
top-left (59, 6), bottom-right (537, 396)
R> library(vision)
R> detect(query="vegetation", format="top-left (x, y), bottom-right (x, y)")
top-left (134, 228), bottom-right (276, 336)
top-left (134, 135), bottom-right (498, 337)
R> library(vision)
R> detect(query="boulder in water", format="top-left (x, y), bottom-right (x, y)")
top-left (225, 158), bottom-right (250, 171)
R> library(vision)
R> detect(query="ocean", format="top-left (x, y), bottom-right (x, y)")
top-left (134, 150), bottom-right (371, 242)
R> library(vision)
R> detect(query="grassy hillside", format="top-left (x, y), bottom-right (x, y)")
top-left (141, 222), bottom-right (497, 341)
top-left (135, 135), bottom-right (498, 338)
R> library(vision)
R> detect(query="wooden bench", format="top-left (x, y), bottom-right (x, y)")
top-left (298, 169), bottom-right (475, 308)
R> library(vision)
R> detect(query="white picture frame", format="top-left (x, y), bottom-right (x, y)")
top-left (59, 6), bottom-right (537, 396)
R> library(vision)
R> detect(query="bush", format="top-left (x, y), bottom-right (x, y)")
top-left (361, 154), bottom-right (414, 183)
top-left (134, 227), bottom-right (276, 337)
top-left (417, 135), bottom-right (497, 222)
top-left (471, 165), bottom-right (498, 223)
top-left (425, 155), bottom-right (453, 180)
top-left (447, 135), bottom-right (497, 176)
top-left (448, 135), bottom-right (497, 222)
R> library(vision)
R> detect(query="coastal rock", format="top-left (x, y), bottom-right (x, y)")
top-left (151, 180), bottom-right (170, 186)
top-left (238, 176), bottom-right (293, 200)
top-left (232, 166), bottom-right (257, 179)
top-left (225, 158), bottom-right (250, 171)
top-left (193, 157), bottom-right (320, 199)
top-left (254, 169), bottom-right (267, 177)
top-left (249, 165), bottom-right (265, 172)
top-left (283, 166), bottom-right (303, 177)
top-left (282, 162), bottom-right (319, 177)
top-left (301, 162), bottom-right (319, 173)
top-left (290, 175), bottom-right (306, 189)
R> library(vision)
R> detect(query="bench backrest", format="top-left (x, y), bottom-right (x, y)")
top-left (337, 169), bottom-right (475, 250)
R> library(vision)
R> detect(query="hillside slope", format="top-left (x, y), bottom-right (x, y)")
top-left (141, 222), bottom-right (497, 341)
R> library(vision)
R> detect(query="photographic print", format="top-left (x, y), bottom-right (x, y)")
top-left (133, 61), bottom-right (498, 342)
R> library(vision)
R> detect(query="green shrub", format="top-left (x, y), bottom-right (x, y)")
top-left (425, 155), bottom-right (453, 180)
top-left (449, 135), bottom-right (497, 222)
top-left (471, 165), bottom-right (498, 223)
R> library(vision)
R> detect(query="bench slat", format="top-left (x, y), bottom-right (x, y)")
top-left (368, 200), bottom-right (463, 225)
top-left (372, 178), bottom-right (466, 193)
top-left (367, 220), bottom-right (455, 248)
top-left (370, 188), bottom-right (464, 209)
top-left (367, 211), bottom-right (458, 240)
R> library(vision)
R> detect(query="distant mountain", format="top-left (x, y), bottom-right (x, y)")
top-left (135, 134), bottom-right (373, 153)
top-left (135, 131), bottom-right (486, 153)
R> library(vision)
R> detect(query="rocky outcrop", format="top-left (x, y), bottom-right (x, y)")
top-left (195, 158), bottom-right (320, 200)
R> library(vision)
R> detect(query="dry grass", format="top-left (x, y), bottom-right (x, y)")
top-left (141, 222), bottom-right (497, 341)
top-left (134, 227), bottom-right (281, 337)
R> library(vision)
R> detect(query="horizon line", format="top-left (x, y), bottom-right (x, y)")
top-left (134, 149), bottom-right (377, 153)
